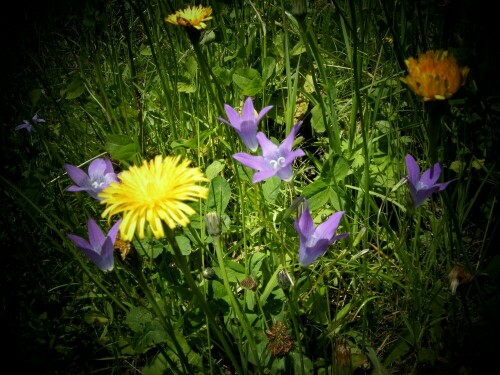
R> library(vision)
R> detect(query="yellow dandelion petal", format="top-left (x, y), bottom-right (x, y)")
top-left (165, 5), bottom-right (213, 30)
top-left (400, 50), bottom-right (469, 101)
top-left (99, 155), bottom-right (208, 241)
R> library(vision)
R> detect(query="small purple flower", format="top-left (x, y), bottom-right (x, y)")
top-left (15, 112), bottom-right (46, 132)
top-left (64, 158), bottom-right (119, 200)
top-left (405, 154), bottom-right (454, 208)
top-left (233, 122), bottom-right (305, 183)
top-left (218, 97), bottom-right (273, 151)
top-left (68, 218), bottom-right (122, 272)
top-left (294, 200), bottom-right (349, 266)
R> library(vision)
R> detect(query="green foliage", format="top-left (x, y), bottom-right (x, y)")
top-left (3, 0), bottom-right (499, 374)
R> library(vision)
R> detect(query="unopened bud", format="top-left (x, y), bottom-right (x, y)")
top-left (202, 267), bottom-right (216, 280)
top-left (277, 268), bottom-right (294, 290)
top-left (205, 211), bottom-right (222, 236)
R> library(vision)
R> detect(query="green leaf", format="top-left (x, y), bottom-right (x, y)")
top-left (126, 306), bottom-right (154, 333)
top-left (262, 56), bottom-right (276, 81)
top-left (207, 175), bottom-right (231, 214)
top-left (213, 66), bottom-right (232, 86)
top-left (175, 235), bottom-right (192, 256)
top-left (232, 67), bottom-right (265, 96)
top-left (249, 252), bottom-right (267, 274)
top-left (303, 179), bottom-right (329, 211)
top-left (62, 75), bottom-right (85, 100)
top-left (262, 176), bottom-right (281, 202)
top-left (139, 44), bottom-right (152, 56)
top-left (104, 134), bottom-right (140, 163)
top-left (205, 160), bottom-right (225, 180)
top-left (177, 81), bottom-right (196, 93)
top-left (311, 103), bottom-right (326, 133)
top-left (290, 39), bottom-right (306, 56)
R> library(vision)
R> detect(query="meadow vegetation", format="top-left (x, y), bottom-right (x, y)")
top-left (2, 0), bottom-right (499, 374)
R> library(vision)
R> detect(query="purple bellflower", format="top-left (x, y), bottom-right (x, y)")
top-left (68, 218), bottom-right (122, 272)
top-left (233, 122), bottom-right (305, 183)
top-left (405, 154), bottom-right (454, 208)
top-left (294, 200), bottom-right (349, 267)
top-left (218, 97), bottom-right (273, 151)
top-left (64, 158), bottom-right (119, 200)
top-left (15, 112), bottom-right (46, 132)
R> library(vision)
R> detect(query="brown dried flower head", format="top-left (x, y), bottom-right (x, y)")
top-left (266, 320), bottom-right (294, 357)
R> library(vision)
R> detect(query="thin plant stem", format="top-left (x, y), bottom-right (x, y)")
top-left (134, 264), bottom-right (190, 373)
top-left (212, 232), bottom-right (263, 373)
top-left (165, 227), bottom-right (244, 375)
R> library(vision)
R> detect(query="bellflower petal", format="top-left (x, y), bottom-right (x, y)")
top-left (232, 122), bottom-right (304, 184)
top-left (218, 97), bottom-right (273, 151)
top-left (64, 158), bottom-right (119, 200)
top-left (405, 153), bottom-right (455, 208)
top-left (294, 200), bottom-right (348, 266)
top-left (15, 120), bottom-right (34, 132)
top-left (32, 112), bottom-right (46, 123)
top-left (68, 218), bottom-right (122, 272)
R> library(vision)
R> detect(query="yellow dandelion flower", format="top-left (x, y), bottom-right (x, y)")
top-left (99, 155), bottom-right (208, 241)
top-left (165, 5), bottom-right (213, 30)
top-left (400, 50), bottom-right (470, 101)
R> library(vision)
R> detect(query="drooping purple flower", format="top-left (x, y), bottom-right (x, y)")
top-left (68, 218), bottom-right (122, 272)
top-left (294, 199), bottom-right (349, 267)
top-left (405, 154), bottom-right (454, 208)
top-left (233, 122), bottom-right (305, 183)
top-left (218, 97), bottom-right (273, 151)
top-left (15, 112), bottom-right (46, 132)
top-left (64, 158), bottom-right (119, 200)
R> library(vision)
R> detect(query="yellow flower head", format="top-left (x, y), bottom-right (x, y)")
top-left (99, 155), bottom-right (208, 241)
top-left (165, 5), bottom-right (213, 30)
top-left (400, 50), bottom-right (470, 101)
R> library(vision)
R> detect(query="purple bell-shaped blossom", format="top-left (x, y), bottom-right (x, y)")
top-left (218, 97), bottom-right (273, 151)
top-left (15, 112), bottom-right (46, 133)
top-left (233, 122), bottom-right (305, 183)
top-left (68, 218), bottom-right (122, 272)
top-left (64, 158), bottom-right (119, 200)
top-left (294, 200), bottom-right (349, 266)
top-left (406, 154), bottom-right (454, 208)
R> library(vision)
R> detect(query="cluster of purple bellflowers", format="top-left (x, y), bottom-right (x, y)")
top-left (64, 158), bottom-right (121, 272)
top-left (219, 97), bottom-right (455, 266)
top-left (219, 97), bottom-right (349, 266)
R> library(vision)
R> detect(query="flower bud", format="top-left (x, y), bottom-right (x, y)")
top-left (202, 267), bottom-right (216, 280)
top-left (277, 268), bottom-right (294, 290)
top-left (205, 211), bottom-right (222, 236)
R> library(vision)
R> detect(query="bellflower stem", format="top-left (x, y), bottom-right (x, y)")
top-left (212, 232), bottom-right (263, 373)
top-left (165, 227), bottom-right (244, 374)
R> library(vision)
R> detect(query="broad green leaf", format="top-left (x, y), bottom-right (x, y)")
top-left (311, 103), bottom-right (326, 133)
top-left (105, 134), bottom-right (140, 163)
top-left (175, 235), bottom-right (192, 255)
top-left (262, 175), bottom-right (281, 202)
top-left (232, 67), bottom-right (265, 96)
top-left (205, 160), bottom-right (225, 180)
top-left (62, 75), bottom-right (85, 100)
top-left (262, 56), bottom-right (276, 81)
top-left (207, 175), bottom-right (231, 214)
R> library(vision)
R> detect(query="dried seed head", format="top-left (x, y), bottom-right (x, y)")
top-left (448, 264), bottom-right (473, 294)
top-left (241, 276), bottom-right (257, 291)
top-left (266, 320), bottom-right (294, 357)
top-left (114, 236), bottom-right (132, 260)
top-left (334, 337), bottom-right (352, 372)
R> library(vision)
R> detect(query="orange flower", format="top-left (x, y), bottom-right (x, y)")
top-left (165, 5), bottom-right (213, 30)
top-left (401, 50), bottom-right (469, 101)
